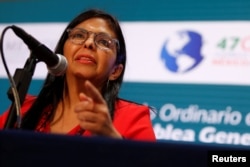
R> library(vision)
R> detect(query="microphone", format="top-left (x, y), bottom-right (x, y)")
top-left (11, 25), bottom-right (67, 76)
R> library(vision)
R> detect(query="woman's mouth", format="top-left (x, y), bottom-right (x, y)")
top-left (75, 55), bottom-right (96, 64)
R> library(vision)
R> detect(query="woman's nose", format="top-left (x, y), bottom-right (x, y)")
top-left (83, 34), bottom-right (96, 49)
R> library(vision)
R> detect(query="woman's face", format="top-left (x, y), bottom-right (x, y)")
top-left (63, 18), bottom-right (123, 88)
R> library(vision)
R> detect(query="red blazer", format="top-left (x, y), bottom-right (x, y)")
top-left (0, 95), bottom-right (156, 142)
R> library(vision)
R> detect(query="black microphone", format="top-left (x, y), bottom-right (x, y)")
top-left (11, 25), bottom-right (67, 76)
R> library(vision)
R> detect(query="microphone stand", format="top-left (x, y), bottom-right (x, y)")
top-left (4, 54), bottom-right (37, 129)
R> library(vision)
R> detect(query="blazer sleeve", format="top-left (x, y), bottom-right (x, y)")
top-left (0, 95), bottom-right (36, 129)
top-left (113, 102), bottom-right (156, 142)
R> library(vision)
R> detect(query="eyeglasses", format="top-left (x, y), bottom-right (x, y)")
top-left (67, 28), bottom-right (120, 51)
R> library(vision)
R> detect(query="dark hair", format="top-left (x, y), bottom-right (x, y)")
top-left (21, 9), bottom-right (126, 130)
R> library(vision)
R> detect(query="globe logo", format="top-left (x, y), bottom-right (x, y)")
top-left (160, 30), bottom-right (203, 73)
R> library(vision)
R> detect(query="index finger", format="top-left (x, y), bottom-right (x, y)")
top-left (84, 80), bottom-right (106, 104)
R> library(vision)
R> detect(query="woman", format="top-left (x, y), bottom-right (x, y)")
top-left (0, 9), bottom-right (156, 141)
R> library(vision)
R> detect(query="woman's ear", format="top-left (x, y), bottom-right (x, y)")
top-left (109, 64), bottom-right (124, 81)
